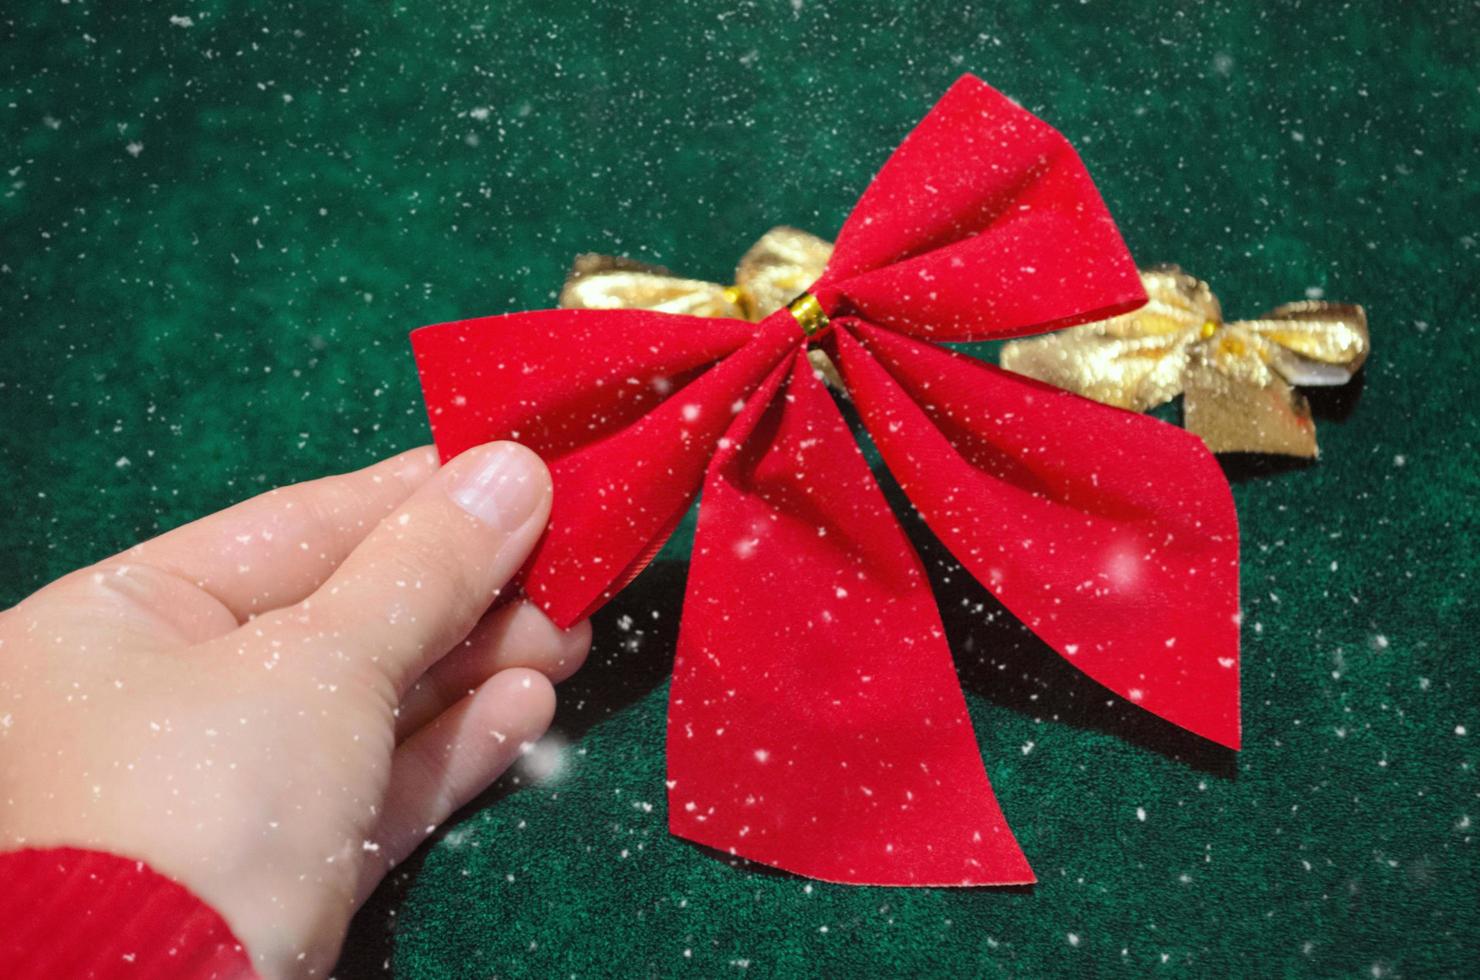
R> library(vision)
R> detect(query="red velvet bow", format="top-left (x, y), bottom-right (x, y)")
top-left (411, 76), bottom-right (1240, 886)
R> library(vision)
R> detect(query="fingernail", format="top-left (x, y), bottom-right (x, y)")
top-left (449, 443), bottom-right (548, 532)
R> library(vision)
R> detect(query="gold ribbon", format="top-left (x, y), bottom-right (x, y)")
top-left (559, 226), bottom-right (843, 385)
top-left (1000, 266), bottom-right (1369, 457)
top-left (562, 236), bottom-right (1368, 457)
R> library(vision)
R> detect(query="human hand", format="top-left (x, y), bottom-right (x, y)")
top-left (0, 443), bottom-right (590, 977)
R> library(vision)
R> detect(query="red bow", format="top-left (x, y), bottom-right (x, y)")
top-left (411, 76), bottom-right (1240, 886)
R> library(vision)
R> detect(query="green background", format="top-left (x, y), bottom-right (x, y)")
top-left (3, 0), bottom-right (1477, 975)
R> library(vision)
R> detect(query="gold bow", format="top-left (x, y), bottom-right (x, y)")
top-left (559, 226), bottom-right (844, 386)
top-left (1000, 266), bottom-right (1369, 457)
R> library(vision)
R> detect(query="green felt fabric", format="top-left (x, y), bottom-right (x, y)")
top-left (2, 1), bottom-right (1477, 975)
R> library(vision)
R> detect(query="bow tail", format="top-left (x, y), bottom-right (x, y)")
top-left (668, 349), bottom-right (1033, 885)
top-left (835, 321), bottom-right (1241, 750)
top-left (1182, 346), bottom-right (1319, 457)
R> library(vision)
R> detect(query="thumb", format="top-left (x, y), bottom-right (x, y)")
top-left (265, 441), bottom-right (553, 699)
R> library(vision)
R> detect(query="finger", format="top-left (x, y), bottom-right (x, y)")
top-left (20, 561), bottom-right (244, 649)
top-left (108, 446), bottom-right (440, 622)
top-left (274, 441), bottom-right (552, 698)
top-left (358, 667), bottom-right (556, 902)
top-left (395, 602), bottom-right (590, 740)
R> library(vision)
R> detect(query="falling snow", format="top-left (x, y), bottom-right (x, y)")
top-left (0, 1), bottom-right (1472, 977)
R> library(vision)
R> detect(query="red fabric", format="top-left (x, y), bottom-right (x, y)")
top-left (813, 78), bottom-right (1146, 341)
top-left (0, 847), bottom-right (255, 979)
top-left (834, 323), bottom-right (1240, 748)
top-left (411, 74), bottom-right (1241, 885)
top-left (415, 308), bottom-right (797, 625)
top-left (669, 352), bottom-right (1033, 884)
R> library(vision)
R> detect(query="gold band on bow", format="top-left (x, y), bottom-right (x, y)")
top-left (786, 293), bottom-right (830, 337)
top-left (999, 266), bottom-right (1369, 457)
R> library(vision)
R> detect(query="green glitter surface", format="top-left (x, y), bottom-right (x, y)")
top-left (2, 1), bottom-right (1476, 975)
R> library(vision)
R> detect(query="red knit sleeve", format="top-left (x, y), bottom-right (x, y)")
top-left (0, 847), bottom-right (256, 979)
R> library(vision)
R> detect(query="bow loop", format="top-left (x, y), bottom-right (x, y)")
top-left (733, 226), bottom-right (835, 317)
top-left (560, 226), bottom-right (834, 323)
top-left (814, 75), bottom-right (1146, 341)
top-left (1235, 301), bottom-right (1370, 384)
top-left (412, 308), bottom-right (798, 626)
top-left (559, 254), bottom-right (750, 319)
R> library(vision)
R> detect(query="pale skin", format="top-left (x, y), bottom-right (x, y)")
top-left (0, 442), bottom-right (591, 978)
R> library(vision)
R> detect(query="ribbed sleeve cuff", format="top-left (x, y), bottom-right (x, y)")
top-left (0, 846), bottom-right (256, 979)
